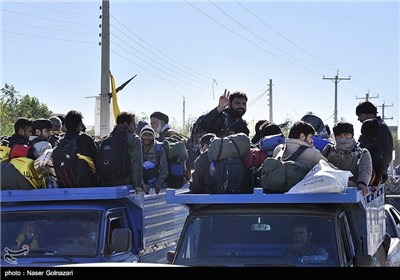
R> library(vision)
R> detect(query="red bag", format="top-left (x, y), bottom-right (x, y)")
top-left (9, 144), bottom-right (33, 159)
top-left (242, 148), bottom-right (268, 169)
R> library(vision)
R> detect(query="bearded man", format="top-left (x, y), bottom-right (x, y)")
top-left (200, 89), bottom-right (249, 137)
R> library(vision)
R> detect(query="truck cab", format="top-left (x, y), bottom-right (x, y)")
top-left (166, 186), bottom-right (391, 267)
top-left (1, 186), bottom-right (187, 266)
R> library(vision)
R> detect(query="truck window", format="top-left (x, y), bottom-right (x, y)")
top-left (105, 210), bottom-right (129, 255)
top-left (1, 211), bottom-right (101, 262)
top-left (175, 214), bottom-right (338, 267)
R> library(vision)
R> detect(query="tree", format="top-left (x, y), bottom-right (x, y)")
top-left (0, 84), bottom-right (53, 136)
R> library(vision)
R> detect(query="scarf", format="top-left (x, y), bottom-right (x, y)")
top-left (335, 137), bottom-right (356, 153)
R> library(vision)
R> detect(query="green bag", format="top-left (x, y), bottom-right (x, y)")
top-left (260, 158), bottom-right (310, 193)
top-left (163, 138), bottom-right (188, 161)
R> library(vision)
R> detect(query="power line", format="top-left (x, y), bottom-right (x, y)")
top-left (111, 24), bottom-right (211, 89)
top-left (356, 91), bottom-right (379, 102)
top-left (235, 0), bottom-right (337, 71)
top-left (3, 19), bottom-right (97, 35)
top-left (111, 50), bottom-right (209, 98)
top-left (1, 8), bottom-right (93, 25)
top-left (111, 15), bottom-right (262, 89)
top-left (2, 30), bottom-right (97, 44)
top-left (111, 16), bottom-right (212, 84)
top-left (7, 0), bottom-right (97, 16)
top-left (110, 38), bottom-right (210, 93)
top-left (377, 102), bottom-right (393, 120)
top-left (185, 1), bottom-right (322, 76)
top-left (210, 1), bottom-right (331, 71)
top-left (235, 1), bottom-right (387, 99)
top-left (323, 71), bottom-right (351, 124)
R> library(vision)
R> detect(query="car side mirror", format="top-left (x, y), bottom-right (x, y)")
top-left (167, 250), bottom-right (175, 264)
top-left (353, 255), bottom-right (374, 267)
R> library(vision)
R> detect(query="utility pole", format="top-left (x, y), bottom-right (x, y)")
top-left (356, 90), bottom-right (379, 102)
top-left (99, 0), bottom-right (110, 137)
top-left (377, 102), bottom-right (393, 120)
top-left (182, 96), bottom-right (186, 130)
top-left (267, 79), bottom-right (273, 122)
top-left (323, 70), bottom-right (350, 124)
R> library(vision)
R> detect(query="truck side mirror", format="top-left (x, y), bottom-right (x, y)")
top-left (353, 255), bottom-right (374, 267)
top-left (167, 250), bottom-right (175, 263)
top-left (109, 228), bottom-right (132, 253)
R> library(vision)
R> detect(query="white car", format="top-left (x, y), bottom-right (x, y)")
top-left (385, 204), bottom-right (400, 266)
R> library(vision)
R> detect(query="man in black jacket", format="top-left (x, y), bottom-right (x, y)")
top-left (356, 101), bottom-right (394, 183)
top-left (200, 89), bottom-right (248, 138)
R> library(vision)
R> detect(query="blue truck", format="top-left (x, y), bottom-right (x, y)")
top-left (166, 186), bottom-right (397, 267)
top-left (0, 186), bottom-right (187, 266)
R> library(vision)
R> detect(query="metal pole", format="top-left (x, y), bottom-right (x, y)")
top-left (100, 0), bottom-right (110, 137)
top-left (269, 79), bottom-right (273, 122)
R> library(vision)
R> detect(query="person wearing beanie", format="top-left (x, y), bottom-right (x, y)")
top-left (355, 101), bottom-right (393, 183)
top-left (358, 118), bottom-right (384, 186)
top-left (322, 121), bottom-right (372, 195)
top-left (29, 118), bottom-right (53, 159)
top-left (135, 120), bottom-right (149, 135)
top-left (140, 125), bottom-right (168, 195)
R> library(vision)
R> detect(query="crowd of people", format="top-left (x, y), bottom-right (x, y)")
top-left (0, 89), bottom-right (395, 196)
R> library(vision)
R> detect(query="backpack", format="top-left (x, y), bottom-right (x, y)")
top-left (97, 130), bottom-right (131, 185)
top-left (8, 138), bottom-right (46, 160)
top-left (53, 135), bottom-right (98, 187)
top-left (312, 136), bottom-right (331, 152)
top-left (142, 142), bottom-right (165, 187)
top-left (259, 146), bottom-right (310, 193)
top-left (52, 136), bottom-right (80, 187)
top-left (187, 115), bottom-right (208, 157)
top-left (258, 134), bottom-right (286, 156)
top-left (188, 113), bottom-right (229, 157)
top-left (163, 137), bottom-right (188, 189)
top-left (208, 157), bottom-right (252, 194)
top-left (242, 148), bottom-right (268, 169)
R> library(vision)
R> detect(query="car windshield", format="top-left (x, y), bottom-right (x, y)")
top-left (174, 214), bottom-right (338, 267)
top-left (1, 211), bottom-right (101, 260)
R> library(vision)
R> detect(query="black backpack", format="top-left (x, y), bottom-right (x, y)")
top-left (97, 130), bottom-right (131, 185)
top-left (208, 157), bottom-right (252, 194)
top-left (52, 135), bottom-right (80, 187)
top-left (188, 115), bottom-right (208, 157)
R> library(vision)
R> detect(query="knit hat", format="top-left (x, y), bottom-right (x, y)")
top-left (361, 118), bottom-right (380, 136)
top-left (135, 120), bottom-right (149, 135)
top-left (355, 101), bottom-right (377, 116)
top-left (300, 114), bottom-right (324, 134)
top-left (140, 125), bottom-right (155, 137)
top-left (150, 111), bottom-right (169, 124)
top-left (333, 122), bottom-right (354, 136)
